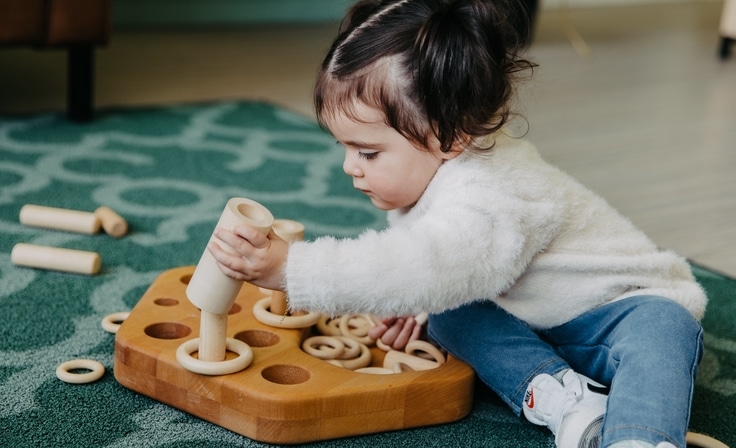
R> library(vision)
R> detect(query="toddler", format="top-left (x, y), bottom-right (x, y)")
top-left (209, 1), bottom-right (707, 447)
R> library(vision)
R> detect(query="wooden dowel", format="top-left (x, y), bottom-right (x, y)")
top-left (270, 219), bottom-right (305, 315)
top-left (19, 204), bottom-right (100, 234)
top-left (94, 206), bottom-right (128, 238)
top-left (198, 311), bottom-right (228, 362)
top-left (11, 243), bottom-right (101, 275)
top-left (187, 198), bottom-right (274, 315)
top-left (186, 198), bottom-right (274, 365)
top-left (270, 291), bottom-right (289, 316)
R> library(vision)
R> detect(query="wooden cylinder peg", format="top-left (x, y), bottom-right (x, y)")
top-left (272, 219), bottom-right (305, 242)
top-left (186, 198), bottom-right (274, 315)
top-left (20, 204), bottom-right (100, 234)
top-left (11, 243), bottom-right (101, 275)
top-left (269, 219), bottom-right (305, 316)
top-left (197, 311), bottom-right (228, 362)
top-left (94, 206), bottom-right (128, 238)
top-left (184, 197), bottom-right (273, 366)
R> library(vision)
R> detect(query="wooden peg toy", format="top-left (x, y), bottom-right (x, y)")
top-left (94, 206), bottom-right (128, 238)
top-left (114, 265), bottom-right (476, 444)
top-left (20, 204), bottom-right (100, 234)
top-left (11, 243), bottom-right (101, 275)
top-left (182, 197), bottom-right (273, 372)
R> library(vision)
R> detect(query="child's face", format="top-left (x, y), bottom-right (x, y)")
top-left (327, 102), bottom-right (458, 211)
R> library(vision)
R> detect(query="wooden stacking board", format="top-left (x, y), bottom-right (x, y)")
top-left (114, 266), bottom-right (475, 445)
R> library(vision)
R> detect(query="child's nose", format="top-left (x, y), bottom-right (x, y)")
top-left (343, 153), bottom-right (364, 177)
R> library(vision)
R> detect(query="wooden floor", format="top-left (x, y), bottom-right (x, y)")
top-left (1, 2), bottom-right (735, 277)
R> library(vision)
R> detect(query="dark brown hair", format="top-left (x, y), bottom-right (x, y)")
top-left (314, 0), bottom-right (536, 153)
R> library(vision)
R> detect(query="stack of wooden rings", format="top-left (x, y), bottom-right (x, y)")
top-left (302, 314), bottom-right (447, 375)
top-left (301, 335), bottom-right (371, 370)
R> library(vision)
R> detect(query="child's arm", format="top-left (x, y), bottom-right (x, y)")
top-left (208, 224), bottom-right (289, 291)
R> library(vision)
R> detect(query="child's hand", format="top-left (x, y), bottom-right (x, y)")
top-left (207, 225), bottom-right (288, 291)
top-left (368, 316), bottom-right (424, 351)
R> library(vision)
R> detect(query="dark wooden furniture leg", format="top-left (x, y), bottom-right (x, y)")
top-left (67, 45), bottom-right (94, 122)
top-left (720, 36), bottom-right (734, 60)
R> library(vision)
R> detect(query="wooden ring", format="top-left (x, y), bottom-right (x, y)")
top-left (302, 336), bottom-right (345, 360)
top-left (339, 315), bottom-right (371, 335)
top-left (101, 312), bottom-right (130, 334)
top-left (337, 343), bottom-right (372, 370)
top-left (338, 315), bottom-right (373, 345)
top-left (176, 337), bottom-right (253, 375)
top-left (252, 297), bottom-right (320, 329)
top-left (316, 315), bottom-right (342, 336)
top-left (375, 337), bottom-right (392, 352)
top-left (325, 359), bottom-right (344, 368)
top-left (686, 432), bottom-right (729, 448)
top-left (334, 336), bottom-right (362, 359)
top-left (56, 359), bottom-right (105, 384)
top-left (392, 362), bottom-right (415, 373)
top-left (355, 367), bottom-right (395, 375)
top-left (405, 340), bottom-right (446, 364)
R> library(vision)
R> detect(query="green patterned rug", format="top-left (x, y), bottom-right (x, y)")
top-left (1, 102), bottom-right (733, 447)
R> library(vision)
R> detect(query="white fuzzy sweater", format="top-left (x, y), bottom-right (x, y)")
top-left (285, 133), bottom-right (707, 329)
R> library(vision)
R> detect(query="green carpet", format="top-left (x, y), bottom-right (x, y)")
top-left (1, 102), bottom-right (733, 447)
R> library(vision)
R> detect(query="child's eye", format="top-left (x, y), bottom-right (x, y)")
top-left (358, 151), bottom-right (379, 160)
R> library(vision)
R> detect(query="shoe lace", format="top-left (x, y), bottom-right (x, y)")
top-left (550, 373), bottom-right (584, 436)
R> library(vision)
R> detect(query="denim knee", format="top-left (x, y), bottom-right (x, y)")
top-left (622, 296), bottom-right (703, 352)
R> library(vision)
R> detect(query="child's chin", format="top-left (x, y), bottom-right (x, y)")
top-left (370, 199), bottom-right (393, 211)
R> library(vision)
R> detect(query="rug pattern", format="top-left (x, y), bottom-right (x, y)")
top-left (0, 102), bottom-right (734, 447)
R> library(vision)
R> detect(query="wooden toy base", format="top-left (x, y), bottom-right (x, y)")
top-left (114, 266), bottom-right (475, 445)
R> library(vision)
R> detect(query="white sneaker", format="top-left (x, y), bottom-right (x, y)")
top-left (523, 369), bottom-right (609, 448)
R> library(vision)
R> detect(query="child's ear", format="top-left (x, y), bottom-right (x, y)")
top-left (440, 146), bottom-right (463, 161)
top-left (428, 134), bottom-right (463, 161)
top-left (437, 138), bottom-right (465, 161)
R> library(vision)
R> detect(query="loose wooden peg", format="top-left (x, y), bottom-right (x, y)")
top-left (19, 204), bottom-right (100, 234)
top-left (185, 198), bottom-right (273, 364)
top-left (11, 243), bottom-right (101, 275)
top-left (94, 206), bottom-right (128, 238)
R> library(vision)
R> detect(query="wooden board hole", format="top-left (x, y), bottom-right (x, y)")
top-left (261, 364), bottom-right (310, 385)
top-left (228, 303), bottom-right (242, 315)
top-left (144, 322), bottom-right (191, 340)
top-left (235, 330), bottom-right (280, 348)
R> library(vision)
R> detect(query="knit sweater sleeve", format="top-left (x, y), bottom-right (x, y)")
top-left (284, 141), bottom-right (567, 317)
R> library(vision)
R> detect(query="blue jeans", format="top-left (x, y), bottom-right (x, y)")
top-left (428, 296), bottom-right (704, 447)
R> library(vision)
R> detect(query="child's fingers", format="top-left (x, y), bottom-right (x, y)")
top-left (409, 321), bottom-right (423, 342)
top-left (379, 318), bottom-right (405, 345)
top-left (207, 241), bottom-right (249, 281)
top-left (391, 316), bottom-right (417, 350)
top-left (368, 322), bottom-right (388, 340)
top-left (232, 224), bottom-right (270, 249)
